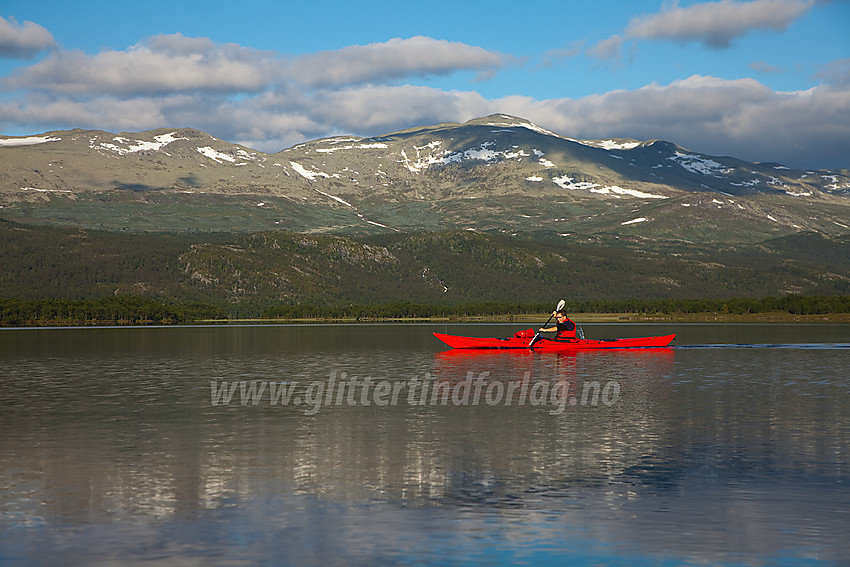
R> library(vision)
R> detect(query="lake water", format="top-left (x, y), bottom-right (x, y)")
top-left (1, 323), bottom-right (849, 566)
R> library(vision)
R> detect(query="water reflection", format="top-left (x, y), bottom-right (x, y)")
top-left (1, 325), bottom-right (849, 565)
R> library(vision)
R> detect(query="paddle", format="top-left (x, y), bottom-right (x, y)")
top-left (529, 299), bottom-right (566, 347)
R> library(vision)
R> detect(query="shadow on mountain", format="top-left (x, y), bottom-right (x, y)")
top-left (113, 182), bottom-right (163, 192)
top-left (178, 175), bottom-right (201, 187)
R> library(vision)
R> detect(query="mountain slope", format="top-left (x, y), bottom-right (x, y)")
top-left (2, 221), bottom-right (847, 311)
top-left (1, 115), bottom-right (848, 242)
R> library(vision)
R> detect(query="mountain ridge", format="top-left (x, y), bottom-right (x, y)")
top-left (1, 114), bottom-right (848, 241)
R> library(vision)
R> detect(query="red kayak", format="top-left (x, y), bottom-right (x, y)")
top-left (433, 331), bottom-right (676, 351)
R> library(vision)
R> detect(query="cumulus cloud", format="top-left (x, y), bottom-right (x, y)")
top-left (0, 93), bottom-right (174, 132)
top-left (0, 32), bottom-right (509, 151)
top-left (517, 75), bottom-right (850, 170)
top-left (1, 34), bottom-right (507, 97)
top-left (588, 35), bottom-right (625, 59)
top-left (253, 74), bottom-right (849, 170)
top-left (0, 15), bottom-right (56, 59)
top-left (592, 0), bottom-right (814, 55)
top-left (1, 26), bottom-right (848, 170)
top-left (8, 72), bottom-right (847, 169)
top-left (2, 33), bottom-right (283, 95)
top-left (287, 36), bottom-right (507, 88)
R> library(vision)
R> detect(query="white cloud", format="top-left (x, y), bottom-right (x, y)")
top-left (10, 73), bottom-right (846, 170)
top-left (2, 33), bottom-right (282, 95)
top-left (1, 25), bottom-right (847, 170)
top-left (302, 85), bottom-right (487, 132)
top-left (0, 93), bottom-right (174, 131)
top-left (1, 33), bottom-right (506, 97)
top-left (514, 74), bottom-right (849, 170)
top-left (593, 0), bottom-right (814, 55)
top-left (287, 36), bottom-right (507, 88)
top-left (588, 35), bottom-right (625, 59)
top-left (0, 31), bottom-right (509, 151)
top-left (199, 85), bottom-right (490, 152)
top-left (0, 16), bottom-right (56, 59)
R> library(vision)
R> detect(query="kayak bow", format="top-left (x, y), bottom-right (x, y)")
top-left (433, 332), bottom-right (675, 351)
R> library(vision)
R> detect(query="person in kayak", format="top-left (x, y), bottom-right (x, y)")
top-left (539, 310), bottom-right (577, 339)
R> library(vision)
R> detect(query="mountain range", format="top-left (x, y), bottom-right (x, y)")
top-left (2, 114), bottom-right (848, 243)
top-left (1, 115), bottom-right (849, 311)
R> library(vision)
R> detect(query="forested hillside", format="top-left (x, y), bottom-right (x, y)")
top-left (2, 220), bottom-right (848, 324)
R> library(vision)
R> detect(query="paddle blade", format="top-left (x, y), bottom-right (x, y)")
top-left (556, 299), bottom-right (565, 311)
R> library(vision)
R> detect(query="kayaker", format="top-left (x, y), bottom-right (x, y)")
top-left (539, 310), bottom-right (577, 339)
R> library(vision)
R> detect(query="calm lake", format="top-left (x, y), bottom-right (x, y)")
top-left (1, 323), bottom-right (849, 566)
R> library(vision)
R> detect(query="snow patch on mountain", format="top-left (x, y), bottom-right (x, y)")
top-left (592, 186), bottom-right (667, 199)
top-left (550, 175), bottom-right (667, 199)
top-left (484, 116), bottom-right (559, 137)
top-left (315, 142), bottom-right (389, 154)
top-left (0, 135), bottom-right (62, 147)
top-left (92, 132), bottom-right (187, 155)
top-left (668, 151), bottom-right (733, 175)
top-left (505, 147), bottom-right (530, 159)
top-left (461, 142), bottom-right (500, 162)
top-left (584, 140), bottom-right (641, 151)
top-left (552, 176), bottom-right (599, 191)
top-left (291, 161), bottom-right (331, 181)
top-left (197, 146), bottom-right (236, 163)
top-left (314, 188), bottom-right (351, 207)
top-left (399, 146), bottom-right (446, 173)
top-left (400, 141), bottom-right (534, 173)
top-left (20, 186), bottom-right (71, 193)
top-left (730, 179), bottom-right (761, 187)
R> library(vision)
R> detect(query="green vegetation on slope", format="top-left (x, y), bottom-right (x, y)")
top-left (1, 220), bottom-right (848, 322)
top-left (0, 296), bottom-right (227, 326)
top-left (261, 295), bottom-right (850, 320)
top-left (3, 295), bottom-right (848, 327)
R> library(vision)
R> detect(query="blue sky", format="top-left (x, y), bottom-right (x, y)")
top-left (1, 0), bottom-right (848, 169)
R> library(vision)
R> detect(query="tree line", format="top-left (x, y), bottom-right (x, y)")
top-left (261, 294), bottom-right (850, 320)
top-left (2, 294), bottom-right (848, 326)
top-left (562, 295), bottom-right (850, 316)
top-left (0, 296), bottom-right (227, 326)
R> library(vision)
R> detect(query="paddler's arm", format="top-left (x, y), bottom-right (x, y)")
top-left (540, 310), bottom-right (566, 332)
